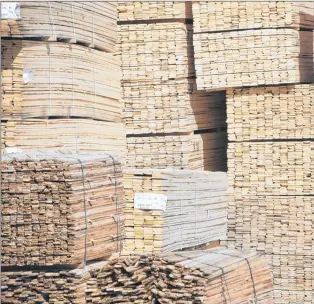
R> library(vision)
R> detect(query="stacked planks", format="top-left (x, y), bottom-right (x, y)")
top-left (1, 152), bottom-right (124, 267)
top-left (1, 40), bottom-right (121, 121)
top-left (123, 169), bottom-right (228, 254)
top-left (1, 262), bottom-right (102, 304)
top-left (193, 2), bottom-right (314, 33)
top-left (193, 28), bottom-right (313, 90)
top-left (126, 131), bottom-right (227, 171)
top-left (119, 3), bottom-right (227, 170)
top-left (227, 85), bottom-right (314, 141)
top-left (89, 248), bottom-right (273, 303)
top-left (2, 119), bottom-right (126, 157)
top-left (118, 1), bottom-right (192, 21)
top-left (1, 2), bottom-right (117, 52)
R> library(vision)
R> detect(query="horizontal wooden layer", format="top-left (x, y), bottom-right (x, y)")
top-left (193, 2), bottom-right (314, 33)
top-left (228, 141), bottom-right (314, 196)
top-left (227, 84), bottom-right (314, 141)
top-left (1, 2), bottom-right (117, 52)
top-left (126, 130), bottom-right (227, 171)
top-left (194, 29), bottom-right (313, 90)
top-left (1, 152), bottom-right (124, 267)
top-left (123, 169), bottom-right (227, 254)
top-left (118, 2), bottom-right (192, 21)
top-left (2, 40), bottom-right (121, 121)
top-left (1, 119), bottom-right (126, 158)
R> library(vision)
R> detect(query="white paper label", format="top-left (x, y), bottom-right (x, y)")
top-left (134, 193), bottom-right (167, 211)
top-left (4, 147), bottom-right (23, 154)
top-left (1, 3), bottom-right (21, 19)
top-left (23, 68), bottom-right (34, 84)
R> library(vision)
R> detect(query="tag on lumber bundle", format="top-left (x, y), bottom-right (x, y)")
top-left (228, 141), bottom-right (314, 196)
top-left (193, 2), bottom-right (314, 33)
top-left (124, 169), bottom-right (228, 254)
top-left (91, 248), bottom-right (273, 304)
top-left (1, 2), bottom-right (117, 52)
top-left (126, 130), bottom-right (227, 171)
top-left (1, 151), bottom-right (124, 267)
top-left (194, 29), bottom-right (313, 90)
top-left (118, 1), bottom-right (192, 21)
top-left (1, 40), bottom-right (121, 121)
top-left (1, 119), bottom-right (126, 158)
top-left (227, 84), bottom-right (314, 141)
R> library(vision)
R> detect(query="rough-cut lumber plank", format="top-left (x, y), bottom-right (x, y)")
top-left (193, 2), bottom-right (314, 33)
top-left (126, 131), bottom-right (227, 171)
top-left (123, 169), bottom-right (228, 254)
top-left (1, 152), bottom-right (124, 267)
top-left (118, 1), bottom-right (192, 21)
top-left (92, 248), bottom-right (273, 304)
top-left (1, 40), bottom-right (121, 121)
top-left (1, 119), bottom-right (126, 158)
top-left (194, 29), bottom-right (313, 90)
top-left (227, 85), bottom-right (314, 141)
top-left (1, 2), bottom-right (117, 52)
top-left (228, 141), bottom-right (314, 196)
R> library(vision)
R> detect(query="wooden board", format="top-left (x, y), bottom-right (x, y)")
top-left (123, 169), bottom-right (228, 254)
top-left (228, 141), bottom-right (314, 196)
top-left (193, 2), bottom-right (314, 33)
top-left (1, 2), bottom-right (117, 52)
top-left (1, 40), bottom-right (121, 121)
top-left (127, 130), bottom-right (227, 171)
top-left (194, 29), bottom-right (313, 90)
top-left (1, 119), bottom-right (126, 158)
top-left (1, 152), bottom-right (124, 267)
top-left (227, 84), bottom-right (314, 141)
top-left (92, 248), bottom-right (273, 304)
top-left (118, 1), bottom-right (192, 21)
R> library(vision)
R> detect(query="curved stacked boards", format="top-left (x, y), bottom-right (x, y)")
top-left (1, 2), bottom-right (117, 52)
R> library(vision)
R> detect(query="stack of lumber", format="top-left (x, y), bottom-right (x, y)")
top-left (1, 152), bottom-right (124, 267)
top-left (193, 2), bottom-right (314, 33)
top-left (126, 131), bottom-right (227, 171)
top-left (228, 141), bottom-right (314, 197)
top-left (1, 119), bottom-right (126, 157)
top-left (119, 22), bottom-right (194, 85)
top-left (1, 40), bottom-right (121, 121)
top-left (118, 2), bottom-right (192, 21)
top-left (124, 88), bottom-right (226, 134)
top-left (1, 2), bottom-right (117, 52)
top-left (1, 262), bottom-right (102, 304)
top-left (123, 169), bottom-right (228, 254)
top-left (90, 248), bottom-right (273, 303)
top-left (194, 28), bottom-right (313, 90)
top-left (227, 85), bottom-right (314, 141)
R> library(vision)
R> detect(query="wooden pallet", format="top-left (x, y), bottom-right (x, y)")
top-left (227, 84), bottom-right (314, 141)
top-left (194, 29), bottom-right (313, 90)
top-left (1, 40), bottom-right (121, 121)
top-left (1, 152), bottom-right (124, 267)
top-left (123, 169), bottom-right (228, 254)
top-left (1, 119), bottom-right (126, 158)
top-left (1, 2), bottom-right (117, 52)
top-left (126, 130), bottom-right (227, 171)
top-left (193, 2), bottom-right (314, 33)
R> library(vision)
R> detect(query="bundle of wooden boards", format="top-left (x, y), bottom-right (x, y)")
top-left (192, 2), bottom-right (314, 33)
top-left (126, 131), bottom-right (227, 171)
top-left (123, 169), bottom-right (228, 254)
top-left (118, 1), bottom-right (192, 20)
top-left (89, 248), bottom-right (273, 303)
top-left (1, 2), bottom-right (117, 52)
top-left (1, 152), bottom-right (124, 267)
top-left (1, 40), bottom-right (121, 121)
top-left (227, 84), bottom-right (314, 141)
top-left (1, 119), bottom-right (126, 157)
top-left (193, 28), bottom-right (313, 90)
top-left (1, 262), bottom-right (102, 304)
